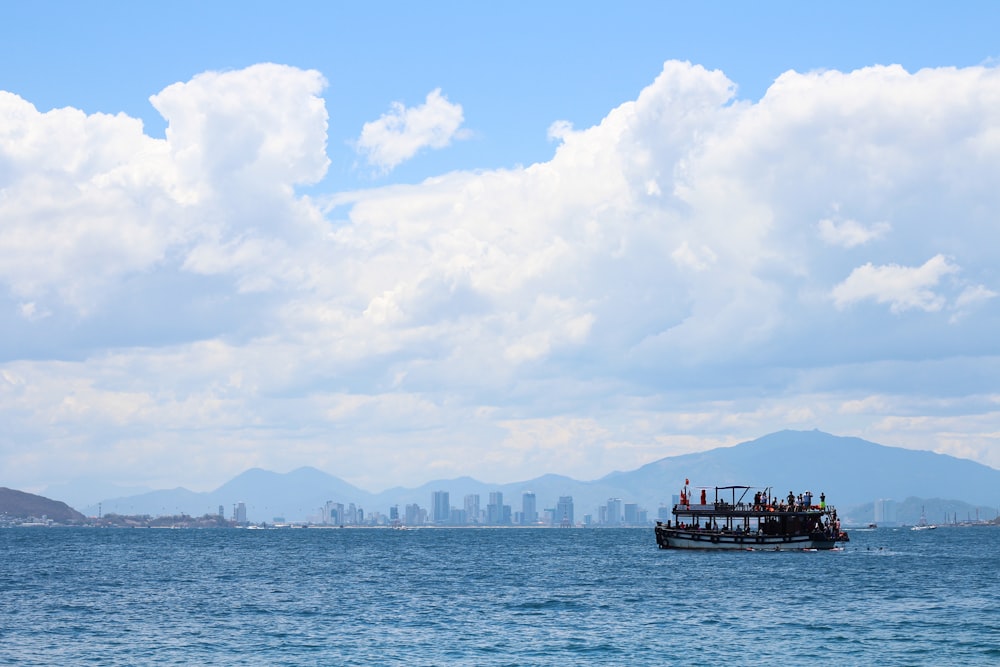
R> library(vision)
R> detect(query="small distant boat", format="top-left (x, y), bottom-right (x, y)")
top-left (867, 523), bottom-right (878, 529)
top-left (654, 483), bottom-right (848, 551)
top-left (912, 506), bottom-right (936, 531)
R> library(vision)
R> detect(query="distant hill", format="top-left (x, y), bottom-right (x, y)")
top-left (86, 466), bottom-right (375, 522)
top-left (0, 487), bottom-right (86, 522)
top-left (82, 430), bottom-right (1000, 523)
top-left (41, 480), bottom-right (154, 511)
top-left (599, 429), bottom-right (1000, 510)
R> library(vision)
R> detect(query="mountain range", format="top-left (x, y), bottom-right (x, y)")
top-left (46, 430), bottom-right (1000, 524)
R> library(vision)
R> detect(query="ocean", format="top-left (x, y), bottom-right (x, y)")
top-left (1, 526), bottom-right (998, 665)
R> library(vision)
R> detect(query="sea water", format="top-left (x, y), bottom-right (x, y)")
top-left (1, 526), bottom-right (998, 665)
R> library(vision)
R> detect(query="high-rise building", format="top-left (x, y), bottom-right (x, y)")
top-left (464, 494), bottom-right (480, 524)
top-left (606, 498), bottom-right (623, 525)
top-left (234, 501), bottom-right (247, 524)
top-left (404, 503), bottom-right (425, 526)
top-left (487, 491), bottom-right (504, 525)
top-left (521, 492), bottom-right (538, 525)
top-left (624, 503), bottom-right (639, 525)
top-left (556, 496), bottom-right (574, 527)
top-left (432, 490), bottom-right (450, 524)
top-left (321, 501), bottom-right (344, 525)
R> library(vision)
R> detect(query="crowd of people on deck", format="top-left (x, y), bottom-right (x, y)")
top-left (667, 485), bottom-right (844, 539)
top-left (750, 490), bottom-right (825, 512)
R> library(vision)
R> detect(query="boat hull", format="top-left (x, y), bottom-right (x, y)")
top-left (655, 525), bottom-right (839, 551)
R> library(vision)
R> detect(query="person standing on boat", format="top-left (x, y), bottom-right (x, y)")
top-left (820, 493), bottom-right (826, 509)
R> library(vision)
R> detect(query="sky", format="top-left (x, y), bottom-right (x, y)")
top-left (3, 2), bottom-right (1000, 497)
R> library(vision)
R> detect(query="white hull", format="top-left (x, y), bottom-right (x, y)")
top-left (655, 527), bottom-right (839, 551)
top-left (654, 483), bottom-right (848, 551)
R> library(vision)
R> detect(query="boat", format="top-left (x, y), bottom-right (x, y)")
top-left (911, 506), bottom-right (936, 531)
top-left (654, 482), bottom-right (849, 551)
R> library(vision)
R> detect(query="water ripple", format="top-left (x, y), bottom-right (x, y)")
top-left (1, 526), bottom-right (998, 665)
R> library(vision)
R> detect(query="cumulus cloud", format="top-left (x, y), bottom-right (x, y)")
top-left (0, 91), bottom-right (177, 313)
top-left (830, 255), bottom-right (959, 313)
top-left (0, 64), bottom-right (331, 316)
top-left (4, 61), bottom-right (1000, 491)
top-left (355, 88), bottom-right (466, 173)
top-left (150, 63), bottom-right (330, 193)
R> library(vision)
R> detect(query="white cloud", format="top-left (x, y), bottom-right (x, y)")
top-left (547, 119), bottom-right (574, 142)
top-left (355, 88), bottom-right (466, 173)
top-left (149, 63), bottom-right (330, 193)
top-left (955, 284), bottom-right (997, 309)
top-left (4, 61), bottom-right (1000, 492)
top-left (0, 91), bottom-right (177, 313)
top-left (817, 217), bottom-right (891, 247)
top-left (830, 255), bottom-right (958, 313)
top-left (0, 64), bottom-right (331, 315)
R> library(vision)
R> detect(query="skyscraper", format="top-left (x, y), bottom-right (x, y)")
top-left (624, 503), bottom-right (639, 525)
top-left (432, 490), bottom-right (450, 524)
top-left (321, 501), bottom-right (344, 525)
top-left (606, 497), bottom-right (623, 525)
top-left (464, 494), bottom-right (480, 524)
top-left (487, 491), bottom-right (504, 525)
top-left (556, 496), bottom-right (574, 527)
top-left (521, 492), bottom-right (538, 525)
top-left (404, 503), bottom-right (425, 526)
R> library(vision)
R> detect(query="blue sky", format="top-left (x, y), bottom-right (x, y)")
top-left (3, 3), bottom-right (1000, 500)
top-left (7, 2), bottom-right (996, 188)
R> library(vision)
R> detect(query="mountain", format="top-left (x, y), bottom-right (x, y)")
top-left (84, 430), bottom-right (1000, 523)
top-left (0, 487), bottom-right (86, 522)
top-left (605, 429), bottom-right (1000, 510)
top-left (40, 480), bottom-right (154, 512)
top-left (85, 466), bottom-right (373, 521)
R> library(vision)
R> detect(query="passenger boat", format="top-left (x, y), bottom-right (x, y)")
top-left (654, 482), bottom-right (849, 550)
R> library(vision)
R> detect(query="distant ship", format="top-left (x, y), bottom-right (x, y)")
top-left (655, 482), bottom-right (849, 550)
top-left (912, 506), bottom-right (937, 531)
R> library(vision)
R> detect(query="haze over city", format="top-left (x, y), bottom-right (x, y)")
top-left (3, 4), bottom-right (1000, 497)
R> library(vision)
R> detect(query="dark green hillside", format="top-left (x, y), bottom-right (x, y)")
top-left (0, 487), bottom-right (86, 522)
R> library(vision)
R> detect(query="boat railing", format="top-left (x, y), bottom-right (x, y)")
top-left (673, 502), bottom-right (835, 514)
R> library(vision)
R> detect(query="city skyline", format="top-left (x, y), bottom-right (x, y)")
top-left (295, 491), bottom-right (651, 527)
